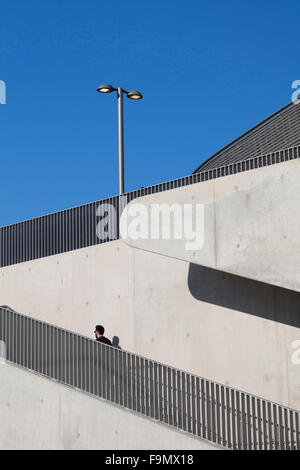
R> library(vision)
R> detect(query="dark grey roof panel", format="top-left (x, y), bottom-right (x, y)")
top-left (194, 102), bottom-right (300, 172)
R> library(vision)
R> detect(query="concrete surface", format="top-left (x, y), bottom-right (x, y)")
top-left (0, 239), bottom-right (299, 410)
top-left (0, 362), bottom-right (217, 450)
top-left (122, 158), bottom-right (300, 292)
top-left (0, 159), bottom-right (299, 412)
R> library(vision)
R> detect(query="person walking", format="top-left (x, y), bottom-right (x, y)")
top-left (94, 325), bottom-right (112, 346)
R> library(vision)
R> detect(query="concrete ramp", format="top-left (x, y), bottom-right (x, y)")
top-left (0, 363), bottom-right (215, 450)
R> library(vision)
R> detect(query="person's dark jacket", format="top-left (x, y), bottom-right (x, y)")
top-left (96, 335), bottom-right (112, 346)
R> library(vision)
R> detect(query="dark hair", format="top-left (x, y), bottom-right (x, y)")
top-left (95, 325), bottom-right (104, 335)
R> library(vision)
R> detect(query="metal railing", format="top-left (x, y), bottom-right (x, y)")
top-left (0, 146), bottom-right (299, 268)
top-left (0, 307), bottom-right (299, 450)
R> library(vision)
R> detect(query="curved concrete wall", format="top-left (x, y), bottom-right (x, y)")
top-left (0, 237), bottom-right (299, 410)
top-left (0, 363), bottom-right (215, 450)
top-left (122, 158), bottom-right (300, 292)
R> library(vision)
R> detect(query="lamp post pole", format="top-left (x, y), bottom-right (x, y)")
top-left (117, 87), bottom-right (125, 195)
top-left (97, 84), bottom-right (143, 195)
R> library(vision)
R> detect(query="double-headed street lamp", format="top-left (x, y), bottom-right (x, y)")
top-left (97, 84), bottom-right (143, 195)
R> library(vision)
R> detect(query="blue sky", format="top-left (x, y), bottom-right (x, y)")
top-left (0, 0), bottom-right (299, 225)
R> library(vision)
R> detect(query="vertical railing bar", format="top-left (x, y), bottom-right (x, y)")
top-left (110, 347), bottom-right (114, 403)
top-left (45, 323), bottom-right (48, 377)
top-left (177, 370), bottom-right (182, 429)
top-left (78, 335), bottom-right (82, 391)
top-left (241, 393), bottom-right (247, 450)
top-left (140, 356), bottom-right (145, 414)
top-left (57, 326), bottom-right (61, 383)
top-left (182, 372), bottom-right (187, 431)
top-left (128, 353), bottom-right (133, 411)
top-left (102, 343), bottom-right (107, 399)
top-left (252, 397), bottom-right (257, 450)
top-left (63, 329), bottom-right (66, 384)
top-left (167, 367), bottom-right (172, 426)
top-left (72, 331), bottom-right (75, 390)
top-left (230, 389), bottom-right (235, 450)
top-left (215, 384), bottom-right (221, 445)
top-left (145, 359), bottom-right (149, 417)
top-left (43, 322), bottom-right (46, 376)
top-left (236, 391), bottom-right (243, 450)
top-left (23, 315), bottom-right (27, 368)
top-left (118, 349), bottom-right (123, 407)
top-left (191, 375), bottom-right (196, 435)
top-left (83, 336), bottom-right (87, 392)
top-left (273, 404), bottom-right (279, 450)
top-left (257, 399), bottom-right (263, 450)
top-left (172, 369), bottom-right (177, 428)
top-left (86, 335), bottom-right (90, 392)
top-left (132, 354), bottom-right (136, 412)
top-left (163, 365), bottom-right (168, 424)
top-left (295, 412), bottom-right (300, 450)
top-left (66, 330), bottom-right (69, 385)
top-left (49, 324), bottom-right (53, 379)
top-left (201, 379), bottom-right (207, 440)
top-left (268, 401), bottom-right (273, 450)
top-left (288, 409), bottom-right (293, 450)
top-left (262, 401), bottom-right (268, 450)
top-left (292, 411), bottom-right (298, 450)
top-left (153, 363), bottom-right (158, 420)
top-left (19, 313), bottom-right (23, 365)
top-left (12, 312), bottom-right (15, 365)
top-left (150, 361), bottom-right (154, 418)
top-left (135, 355), bottom-right (140, 412)
top-left (206, 381), bottom-right (212, 442)
top-left (89, 340), bottom-right (93, 394)
top-left (246, 395), bottom-right (252, 450)
top-left (17, 313), bottom-right (20, 366)
top-left (115, 347), bottom-right (120, 405)
top-left (196, 377), bottom-right (201, 438)
top-left (100, 343), bottom-right (104, 399)
top-left (158, 364), bottom-right (163, 422)
top-left (123, 351), bottom-right (128, 408)
top-left (186, 373), bottom-right (192, 433)
top-left (211, 382), bottom-right (216, 443)
top-left (96, 342), bottom-right (100, 398)
top-left (220, 386), bottom-right (226, 447)
top-left (37, 315), bottom-right (40, 375)
top-left (105, 343), bottom-right (110, 400)
top-left (278, 405), bottom-right (284, 450)
top-left (284, 408), bottom-right (289, 450)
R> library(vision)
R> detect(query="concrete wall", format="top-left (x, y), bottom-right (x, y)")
top-left (0, 238), bottom-right (299, 410)
top-left (0, 160), bottom-right (299, 411)
top-left (122, 158), bottom-right (300, 292)
top-left (0, 363), bottom-right (216, 450)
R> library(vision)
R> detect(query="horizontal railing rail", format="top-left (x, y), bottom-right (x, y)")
top-left (0, 307), bottom-right (299, 450)
top-left (0, 146), bottom-right (299, 268)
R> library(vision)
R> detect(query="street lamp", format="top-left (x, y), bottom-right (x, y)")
top-left (97, 84), bottom-right (143, 194)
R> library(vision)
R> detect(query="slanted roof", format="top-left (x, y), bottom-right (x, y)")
top-left (193, 102), bottom-right (300, 173)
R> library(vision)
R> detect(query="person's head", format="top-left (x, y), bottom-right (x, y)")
top-left (94, 325), bottom-right (105, 339)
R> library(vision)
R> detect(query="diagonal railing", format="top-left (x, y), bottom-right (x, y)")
top-left (0, 306), bottom-right (299, 450)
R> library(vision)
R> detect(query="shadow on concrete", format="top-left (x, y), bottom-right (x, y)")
top-left (188, 264), bottom-right (300, 328)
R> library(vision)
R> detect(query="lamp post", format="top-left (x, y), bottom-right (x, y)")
top-left (97, 84), bottom-right (143, 195)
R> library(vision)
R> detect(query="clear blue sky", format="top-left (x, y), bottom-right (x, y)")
top-left (0, 0), bottom-right (299, 225)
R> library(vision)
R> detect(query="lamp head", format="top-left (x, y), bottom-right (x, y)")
top-left (97, 84), bottom-right (115, 93)
top-left (127, 90), bottom-right (143, 100)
